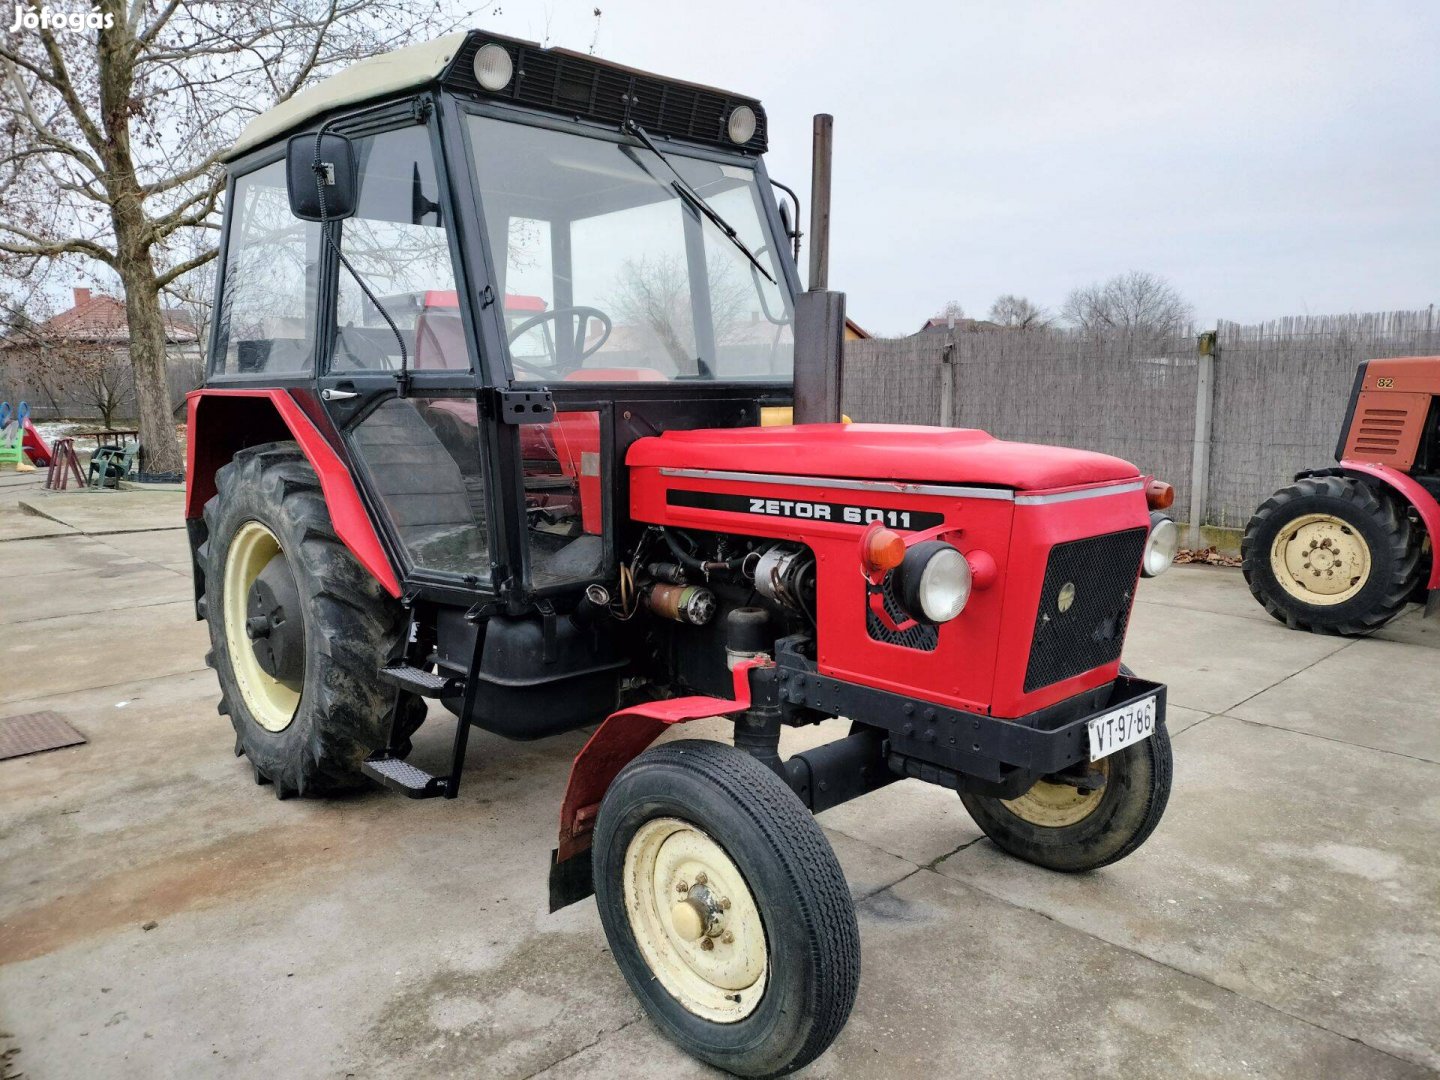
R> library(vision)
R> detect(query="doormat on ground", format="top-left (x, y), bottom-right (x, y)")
top-left (0, 711), bottom-right (86, 760)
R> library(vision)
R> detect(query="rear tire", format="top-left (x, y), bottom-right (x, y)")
top-left (960, 721), bottom-right (1172, 872)
top-left (1242, 475), bottom-right (1421, 635)
top-left (201, 441), bottom-right (422, 798)
top-left (592, 740), bottom-right (858, 1078)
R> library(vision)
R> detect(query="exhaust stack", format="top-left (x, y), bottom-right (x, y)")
top-left (793, 113), bottom-right (846, 426)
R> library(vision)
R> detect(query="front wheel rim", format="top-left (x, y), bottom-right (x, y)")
top-left (1002, 760), bottom-right (1109, 827)
top-left (1269, 512), bottom-right (1372, 606)
top-left (223, 520), bottom-right (302, 732)
top-left (622, 817), bottom-right (768, 1022)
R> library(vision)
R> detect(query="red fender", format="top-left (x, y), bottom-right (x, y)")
top-left (185, 388), bottom-right (401, 597)
top-left (555, 658), bottom-right (769, 862)
top-left (1340, 459), bottom-right (1440, 590)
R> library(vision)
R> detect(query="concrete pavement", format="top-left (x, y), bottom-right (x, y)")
top-left (1, 474), bottom-right (1436, 1079)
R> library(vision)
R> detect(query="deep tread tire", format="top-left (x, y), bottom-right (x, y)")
top-left (960, 720), bottom-right (1172, 872)
top-left (592, 740), bottom-right (858, 1079)
top-left (1241, 476), bottom-right (1421, 635)
top-left (201, 441), bottom-right (422, 797)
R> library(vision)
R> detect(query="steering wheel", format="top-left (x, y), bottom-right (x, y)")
top-left (508, 306), bottom-right (612, 375)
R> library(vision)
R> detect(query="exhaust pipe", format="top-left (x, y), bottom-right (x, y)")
top-left (793, 113), bottom-right (846, 426)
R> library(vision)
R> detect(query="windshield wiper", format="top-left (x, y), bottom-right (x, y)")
top-left (623, 120), bottom-right (776, 285)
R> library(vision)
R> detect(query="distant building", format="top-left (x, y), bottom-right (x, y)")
top-left (912, 315), bottom-right (1001, 336)
top-left (0, 287), bottom-right (199, 360)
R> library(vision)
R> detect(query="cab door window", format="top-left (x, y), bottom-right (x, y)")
top-left (213, 160), bottom-right (321, 375)
top-left (334, 123), bottom-right (491, 581)
top-left (332, 124), bottom-right (468, 373)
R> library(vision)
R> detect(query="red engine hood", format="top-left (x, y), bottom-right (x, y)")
top-left (626, 423), bottom-right (1140, 492)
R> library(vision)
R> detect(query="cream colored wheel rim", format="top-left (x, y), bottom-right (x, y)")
top-left (622, 818), bottom-right (768, 1022)
top-left (223, 520), bottom-right (301, 732)
top-left (1269, 512), bottom-right (1371, 606)
top-left (1003, 760), bottom-right (1109, 827)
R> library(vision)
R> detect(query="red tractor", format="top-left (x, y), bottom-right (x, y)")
top-left (187, 31), bottom-right (1180, 1076)
top-left (1243, 357), bottom-right (1440, 634)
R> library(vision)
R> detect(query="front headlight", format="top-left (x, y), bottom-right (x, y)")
top-left (1142, 513), bottom-right (1179, 577)
top-left (897, 541), bottom-right (972, 623)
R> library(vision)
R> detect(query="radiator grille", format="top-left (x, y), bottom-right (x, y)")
top-left (866, 574), bottom-right (939, 651)
top-left (1352, 407), bottom-right (1407, 457)
top-left (1024, 528), bottom-right (1147, 692)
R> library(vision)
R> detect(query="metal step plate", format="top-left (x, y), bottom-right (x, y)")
top-left (378, 662), bottom-right (464, 699)
top-left (361, 755), bottom-right (446, 799)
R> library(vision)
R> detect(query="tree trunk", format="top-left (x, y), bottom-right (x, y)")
top-left (115, 253), bottom-right (183, 473)
top-left (97, 2), bottom-right (183, 477)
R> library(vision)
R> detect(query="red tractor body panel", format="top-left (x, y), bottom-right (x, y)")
top-left (1340, 458), bottom-right (1440, 590)
top-left (1339, 356), bottom-right (1440, 471)
top-left (626, 423), bottom-right (1141, 490)
top-left (629, 424), bottom-right (1151, 719)
top-left (185, 388), bottom-right (402, 597)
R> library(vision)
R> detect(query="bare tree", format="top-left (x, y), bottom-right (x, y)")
top-left (1061, 271), bottom-right (1194, 337)
top-left (75, 348), bottom-right (136, 429)
top-left (0, 2), bottom-right (462, 473)
top-left (936, 300), bottom-right (965, 324)
top-left (607, 255), bottom-right (751, 374)
top-left (987, 294), bottom-right (1049, 329)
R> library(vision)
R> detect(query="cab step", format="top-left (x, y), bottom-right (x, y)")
top-left (361, 754), bottom-right (449, 799)
top-left (378, 661), bottom-right (465, 699)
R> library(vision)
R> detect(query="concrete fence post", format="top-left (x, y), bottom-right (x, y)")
top-left (1188, 329), bottom-right (1219, 549)
top-left (939, 335), bottom-right (956, 428)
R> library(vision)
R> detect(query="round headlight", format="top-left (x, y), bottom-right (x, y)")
top-left (473, 43), bottom-right (514, 92)
top-left (727, 105), bottom-right (757, 145)
top-left (1142, 513), bottom-right (1179, 578)
top-left (897, 541), bottom-right (972, 624)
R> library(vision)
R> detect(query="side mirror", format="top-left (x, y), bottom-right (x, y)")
top-left (286, 132), bottom-right (357, 221)
top-left (778, 200), bottom-right (794, 239)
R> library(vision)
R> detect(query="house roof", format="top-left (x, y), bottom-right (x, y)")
top-left (913, 316), bottom-right (1001, 335)
top-left (0, 289), bottom-right (197, 349)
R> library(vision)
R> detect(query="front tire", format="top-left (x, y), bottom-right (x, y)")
top-left (201, 441), bottom-right (421, 798)
top-left (1242, 475), bottom-right (1421, 634)
top-left (592, 740), bottom-right (859, 1078)
top-left (960, 721), bottom-right (1172, 872)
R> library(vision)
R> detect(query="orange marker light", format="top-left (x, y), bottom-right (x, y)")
top-left (862, 527), bottom-right (907, 574)
top-left (1146, 479), bottom-right (1175, 510)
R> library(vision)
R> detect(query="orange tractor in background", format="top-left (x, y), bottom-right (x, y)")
top-left (1243, 356), bottom-right (1440, 633)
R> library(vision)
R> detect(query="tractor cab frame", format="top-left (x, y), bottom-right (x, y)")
top-left (197, 34), bottom-right (797, 615)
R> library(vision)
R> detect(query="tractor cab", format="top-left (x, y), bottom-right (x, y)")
top-left (202, 30), bottom-right (796, 607)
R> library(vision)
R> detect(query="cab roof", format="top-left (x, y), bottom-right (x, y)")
top-left (227, 33), bottom-right (467, 161)
top-left (226, 30), bottom-right (767, 162)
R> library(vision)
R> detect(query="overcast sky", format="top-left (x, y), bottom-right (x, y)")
top-left (480, 0), bottom-right (1440, 336)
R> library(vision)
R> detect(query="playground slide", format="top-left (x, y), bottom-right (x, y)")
top-left (21, 418), bottom-right (52, 467)
top-left (0, 402), bottom-right (52, 467)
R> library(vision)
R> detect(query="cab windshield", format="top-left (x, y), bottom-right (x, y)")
top-left (466, 113), bottom-right (794, 383)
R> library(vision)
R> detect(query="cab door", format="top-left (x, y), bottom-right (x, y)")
top-left (314, 107), bottom-right (499, 588)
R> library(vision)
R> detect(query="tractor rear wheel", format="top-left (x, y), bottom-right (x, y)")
top-left (201, 441), bottom-right (423, 798)
top-left (592, 740), bottom-right (859, 1078)
top-left (1242, 475), bottom-right (1421, 635)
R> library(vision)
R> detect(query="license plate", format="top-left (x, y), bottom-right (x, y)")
top-left (1087, 695), bottom-right (1157, 761)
